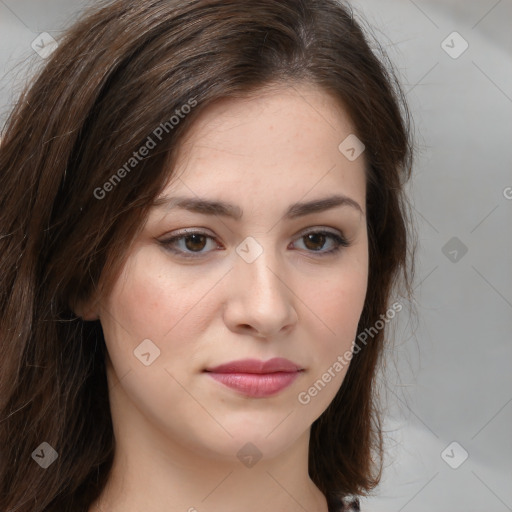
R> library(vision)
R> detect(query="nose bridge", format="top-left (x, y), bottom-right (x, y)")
top-left (225, 235), bottom-right (296, 336)
top-left (235, 235), bottom-right (285, 301)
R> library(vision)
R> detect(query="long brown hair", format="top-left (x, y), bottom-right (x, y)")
top-left (0, 0), bottom-right (415, 510)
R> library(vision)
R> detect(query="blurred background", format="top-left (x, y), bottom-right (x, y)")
top-left (1, 1), bottom-right (511, 511)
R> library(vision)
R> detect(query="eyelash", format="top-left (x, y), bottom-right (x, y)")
top-left (159, 228), bottom-right (350, 259)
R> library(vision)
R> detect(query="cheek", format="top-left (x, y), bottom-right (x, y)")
top-left (301, 255), bottom-right (368, 374)
top-left (104, 251), bottom-right (208, 338)
top-left (328, 270), bottom-right (367, 330)
top-left (100, 248), bottom-right (225, 379)
top-left (295, 261), bottom-right (368, 412)
top-left (307, 256), bottom-right (368, 332)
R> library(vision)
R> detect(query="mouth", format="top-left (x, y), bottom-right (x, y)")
top-left (203, 357), bottom-right (304, 398)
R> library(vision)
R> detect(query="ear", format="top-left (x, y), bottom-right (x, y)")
top-left (70, 295), bottom-right (100, 321)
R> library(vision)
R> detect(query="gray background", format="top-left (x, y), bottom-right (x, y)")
top-left (1, 1), bottom-right (511, 511)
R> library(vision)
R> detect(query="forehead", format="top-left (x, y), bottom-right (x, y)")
top-left (158, 83), bottom-right (366, 211)
top-left (176, 83), bottom-right (356, 154)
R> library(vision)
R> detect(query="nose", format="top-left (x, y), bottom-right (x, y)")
top-left (222, 245), bottom-right (298, 339)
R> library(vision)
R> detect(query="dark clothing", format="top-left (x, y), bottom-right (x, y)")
top-left (329, 496), bottom-right (361, 512)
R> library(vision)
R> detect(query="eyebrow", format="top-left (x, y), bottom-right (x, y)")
top-left (152, 193), bottom-right (364, 220)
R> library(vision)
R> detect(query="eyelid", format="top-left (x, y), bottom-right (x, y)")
top-left (162, 225), bottom-right (346, 240)
top-left (158, 226), bottom-right (351, 258)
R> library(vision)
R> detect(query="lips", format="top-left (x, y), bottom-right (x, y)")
top-left (204, 357), bottom-right (304, 398)
top-left (205, 357), bottom-right (303, 374)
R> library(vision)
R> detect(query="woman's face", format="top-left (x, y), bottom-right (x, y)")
top-left (96, 83), bottom-right (368, 463)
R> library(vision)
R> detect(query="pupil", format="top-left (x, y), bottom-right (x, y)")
top-left (304, 233), bottom-right (325, 251)
top-left (186, 234), bottom-right (206, 251)
top-left (183, 234), bottom-right (327, 253)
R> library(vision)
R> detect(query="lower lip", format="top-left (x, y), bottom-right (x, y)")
top-left (206, 371), bottom-right (300, 398)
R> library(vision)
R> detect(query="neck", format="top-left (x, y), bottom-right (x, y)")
top-left (90, 369), bottom-right (329, 512)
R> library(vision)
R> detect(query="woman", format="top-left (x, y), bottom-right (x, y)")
top-left (0, 0), bottom-right (415, 511)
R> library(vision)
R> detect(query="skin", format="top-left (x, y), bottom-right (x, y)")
top-left (83, 82), bottom-right (369, 512)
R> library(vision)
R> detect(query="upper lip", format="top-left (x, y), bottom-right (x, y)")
top-left (204, 357), bottom-right (303, 374)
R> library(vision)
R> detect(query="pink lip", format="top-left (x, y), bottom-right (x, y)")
top-left (204, 358), bottom-right (304, 398)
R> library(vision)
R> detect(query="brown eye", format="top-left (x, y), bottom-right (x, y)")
top-left (303, 232), bottom-right (328, 251)
top-left (160, 228), bottom-right (349, 259)
top-left (160, 231), bottom-right (219, 258)
top-left (182, 234), bottom-right (208, 252)
top-left (293, 230), bottom-right (350, 255)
